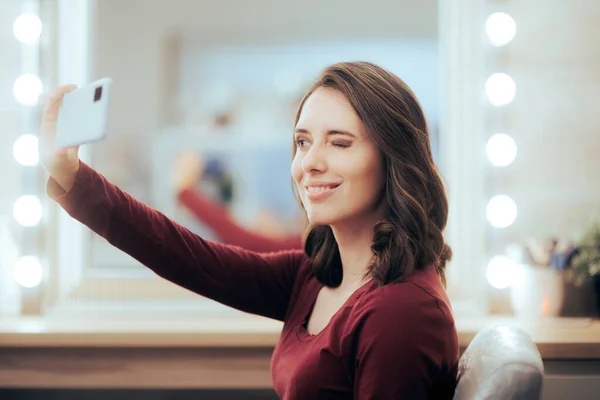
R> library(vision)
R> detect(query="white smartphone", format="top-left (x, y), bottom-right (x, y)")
top-left (54, 77), bottom-right (112, 147)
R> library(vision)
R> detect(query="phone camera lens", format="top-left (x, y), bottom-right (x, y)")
top-left (94, 86), bottom-right (103, 102)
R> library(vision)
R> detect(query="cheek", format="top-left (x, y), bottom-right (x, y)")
top-left (347, 152), bottom-right (385, 193)
top-left (291, 155), bottom-right (303, 185)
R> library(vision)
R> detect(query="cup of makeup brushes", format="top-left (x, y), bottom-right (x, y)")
top-left (509, 263), bottom-right (564, 318)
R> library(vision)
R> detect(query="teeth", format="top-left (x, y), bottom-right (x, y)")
top-left (307, 186), bottom-right (334, 193)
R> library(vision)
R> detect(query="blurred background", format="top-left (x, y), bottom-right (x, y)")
top-left (0, 0), bottom-right (599, 399)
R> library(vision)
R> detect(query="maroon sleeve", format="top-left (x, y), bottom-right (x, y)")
top-left (352, 284), bottom-right (457, 399)
top-left (178, 188), bottom-right (303, 252)
top-left (47, 162), bottom-right (307, 321)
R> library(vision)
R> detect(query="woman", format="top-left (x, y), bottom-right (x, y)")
top-left (41, 62), bottom-right (459, 399)
top-left (173, 151), bottom-right (303, 252)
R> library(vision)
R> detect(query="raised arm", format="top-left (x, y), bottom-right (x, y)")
top-left (49, 162), bottom-right (305, 320)
top-left (40, 85), bottom-right (306, 321)
top-left (178, 187), bottom-right (303, 252)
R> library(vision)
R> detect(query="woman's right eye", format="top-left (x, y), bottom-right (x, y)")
top-left (296, 139), bottom-right (308, 147)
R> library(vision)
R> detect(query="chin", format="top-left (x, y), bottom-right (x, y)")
top-left (305, 209), bottom-right (341, 226)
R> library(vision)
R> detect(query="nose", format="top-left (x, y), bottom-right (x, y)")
top-left (301, 143), bottom-right (327, 173)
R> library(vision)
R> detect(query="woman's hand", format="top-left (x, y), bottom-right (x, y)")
top-left (39, 85), bottom-right (81, 192)
top-left (173, 151), bottom-right (205, 192)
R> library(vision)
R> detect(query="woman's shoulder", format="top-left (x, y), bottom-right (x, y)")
top-left (342, 268), bottom-right (458, 361)
top-left (353, 267), bottom-right (455, 326)
top-left (343, 268), bottom-right (460, 385)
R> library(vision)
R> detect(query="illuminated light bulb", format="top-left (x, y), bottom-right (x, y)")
top-left (487, 195), bottom-right (517, 228)
top-left (485, 12), bottom-right (516, 47)
top-left (13, 255), bottom-right (43, 288)
top-left (13, 13), bottom-right (43, 45)
top-left (13, 134), bottom-right (39, 166)
top-left (485, 73), bottom-right (516, 106)
top-left (486, 255), bottom-right (518, 289)
top-left (13, 74), bottom-right (43, 106)
top-left (13, 195), bottom-right (43, 227)
top-left (486, 133), bottom-right (517, 167)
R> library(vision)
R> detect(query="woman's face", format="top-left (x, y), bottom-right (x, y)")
top-left (292, 87), bottom-right (385, 228)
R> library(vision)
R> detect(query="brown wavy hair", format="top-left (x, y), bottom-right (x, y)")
top-left (292, 61), bottom-right (452, 288)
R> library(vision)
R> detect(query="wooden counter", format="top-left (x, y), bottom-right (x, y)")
top-left (1, 315), bottom-right (599, 389)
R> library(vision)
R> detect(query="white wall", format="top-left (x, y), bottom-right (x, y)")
top-left (181, 39), bottom-right (440, 123)
top-left (490, 0), bottom-right (600, 246)
top-left (90, 0), bottom-right (438, 147)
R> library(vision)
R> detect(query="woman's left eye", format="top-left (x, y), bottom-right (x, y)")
top-left (332, 141), bottom-right (351, 148)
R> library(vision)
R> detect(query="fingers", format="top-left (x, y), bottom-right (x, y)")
top-left (52, 84), bottom-right (78, 97)
top-left (42, 84), bottom-right (78, 120)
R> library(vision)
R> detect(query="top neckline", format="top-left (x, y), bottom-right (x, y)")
top-left (296, 279), bottom-right (375, 340)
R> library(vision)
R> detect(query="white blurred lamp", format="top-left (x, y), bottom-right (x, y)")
top-left (486, 133), bottom-right (517, 167)
top-left (13, 256), bottom-right (43, 288)
top-left (13, 134), bottom-right (39, 166)
top-left (13, 73), bottom-right (43, 106)
top-left (485, 73), bottom-right (516, 106)
top-left (485, 12), bottom-right (516, 47)
top-left (13, 195), bottom-right (43, 227)
top-left (486, 195), bottom-right (517, 228)
top-left (486, 255), bottom-right (518, 289)
top-left (13, 13), bottom-right (42, 45)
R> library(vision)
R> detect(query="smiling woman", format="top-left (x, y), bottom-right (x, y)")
top-left (293, 63), bottom-right (452, 291)
top-left (293, 89), bottom-right (384, 228)
top-left (40, 60), bottom-right (459, 399)
top-left (17, 0), bottom-right (493, 328)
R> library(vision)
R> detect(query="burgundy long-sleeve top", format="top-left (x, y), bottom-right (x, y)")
top-left (177, 188), bottom-right (302, 252)
top-left (48, 163), bottom-right (459, 399)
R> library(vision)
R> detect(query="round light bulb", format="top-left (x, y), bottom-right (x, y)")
top-left (485, 73), bottom-right (516, 106)
top-left (486, 133), bottom-right (517, 167)
top-left (13, 134), bottom-right (39, 166)
top-left (13, 74), bottom-right (43, 106)
top-left (485, 12), bottom-right (516, 47)
top-left (486, 195), bottom-right (518, 228)
top-left (13, 13), bottom-right (43, 45)
top-left (13, 255), bottom-right (43, 288)
top-left (13, 195), bottom-right (43, 227)
top-left (486, 255), bottom-right (517, 289)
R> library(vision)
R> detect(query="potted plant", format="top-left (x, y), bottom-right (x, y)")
top-left (564, 218), bottom-right (600, 315)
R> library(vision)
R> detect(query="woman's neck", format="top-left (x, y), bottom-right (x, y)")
top-left (327, 197), bottom-right (387, 291)
top-left (330, 217), bottom-right (379, 291)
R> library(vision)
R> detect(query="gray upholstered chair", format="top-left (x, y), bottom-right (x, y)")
top-left (453, 325), bottom-right (544, 400)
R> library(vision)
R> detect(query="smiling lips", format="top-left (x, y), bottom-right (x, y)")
top-left (304, 182), bottom-right (341, 201)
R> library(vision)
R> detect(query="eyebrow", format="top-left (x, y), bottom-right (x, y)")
top-left (294, 128), bottom-right (356, 138)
